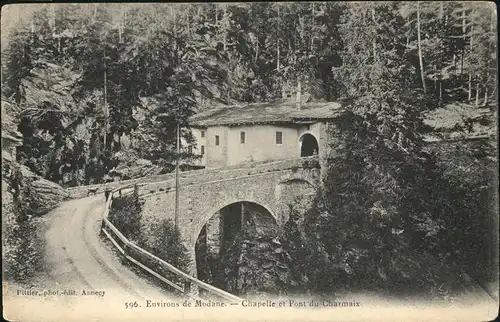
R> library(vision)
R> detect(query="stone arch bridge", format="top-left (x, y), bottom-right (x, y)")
top-left (67, 156), bottom-right (321, 276)
top-left (138, 156), bottom-right (320, 253)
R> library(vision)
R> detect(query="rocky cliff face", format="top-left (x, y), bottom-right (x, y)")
top-left (18, 163), bottom-right (69, 215)
top-left (2, 160), bottom-right (69, 217)
top-left (2, 164), bottom-right (66, 221)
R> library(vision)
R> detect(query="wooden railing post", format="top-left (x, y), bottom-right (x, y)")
top-left (122, 240), bottom-right (128, 254)
top-left (104, 188), bottom-right (112, 201)
top-left (100, 220), bottom-right (106, 236)
top-left (120, 241), bottom-right (129, 265)
top-left (183, 280), bottom-right (191, 295)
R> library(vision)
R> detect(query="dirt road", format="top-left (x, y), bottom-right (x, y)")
top-left (42, 195), bottom-right (171, 299)
top-left (4, 196), bottom-right (176, 321)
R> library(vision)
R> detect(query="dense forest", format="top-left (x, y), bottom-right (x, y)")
top-left (2, 2), bottom-right (497, 298)
top-left (2, 2), bottom-right (496, 185)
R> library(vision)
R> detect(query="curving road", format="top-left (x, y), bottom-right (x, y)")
top-left (4, 196), bottom-right (184, 321)
top-left (39, 195), bottom-right (173, 300)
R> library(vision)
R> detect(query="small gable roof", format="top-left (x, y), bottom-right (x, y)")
top-left (189, 100), bottom-right (343, 127)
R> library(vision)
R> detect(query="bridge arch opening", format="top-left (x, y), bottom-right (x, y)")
top-left (299, 133), bottom-right (319, 157)
top-left (194, 201), bottom-right (278, 292)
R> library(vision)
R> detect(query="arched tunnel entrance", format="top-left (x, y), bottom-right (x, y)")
top-left (194, 201), bottom-right (278, 293)
top-left (300, 133), bottom-right (319, 157)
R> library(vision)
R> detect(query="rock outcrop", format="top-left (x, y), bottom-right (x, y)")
top-left (112, 150), bottom-right (163, 180)
top-left (20, 164), bottom-right (69, 215)
top-left (3, 160), bottom-right (69, 217)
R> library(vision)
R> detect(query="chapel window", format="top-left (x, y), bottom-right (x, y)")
top-left (276, 131), bottom-right (283, 145)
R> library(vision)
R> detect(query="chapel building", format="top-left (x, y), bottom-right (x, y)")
top-left (187, 99), bottom-right (342, 168)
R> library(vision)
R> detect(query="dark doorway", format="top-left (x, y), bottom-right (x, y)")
top-left (300, 134), bottom-right (319, 157)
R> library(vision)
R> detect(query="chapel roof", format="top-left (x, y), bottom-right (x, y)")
top-left (188, 100), bottom-right (343, 127)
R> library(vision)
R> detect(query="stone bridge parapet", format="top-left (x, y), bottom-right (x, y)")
top-left (137, 156), bottom-right (320, 197)
top-left (66, 156), bottom-right (320, 199)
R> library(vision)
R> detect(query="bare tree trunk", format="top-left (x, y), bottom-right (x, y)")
top-left (300, 16), bottom-right (304, 41)
top-left (311, 3), bottom-right (315, 51)
top-left (103, 47), bottom-right (108, 152)
top-left (277, 39), bottom-right (280, 71)
top-left (222, 7), bottom-right (227, 51)
top-left (170, 6), bottom-right (177, 37)
top-left (491, 7), bottom-right (496, 32)
top-left (417, 2), bottom-right (426, 93)
top-left (118, 4), bottom-right (124, 44)
top-left (439, 81), bottom-right (443, 102)
top-left (438, 3), bottom-right (445, 99)
top-left (475, 82), bottom-right (479, 106)
top-left (372, 7), bottom-right (377, 62)
top-left (434, 65), bottom-right (437, 92)
top-left (197, 6), bottom-right (202, 22)
top-left (170, 6), bottom-right (177, 51)
top-left (186, 5), bottom-right (191, 35)
top-left (296, 79), bottom-right (302, 110)
top-left (460, 8), bottom-right (466, 77)
top-left (468, 24), bottom-right (474, 100)
top-left (277, 5), bottom-right (280, 71)
top-left (288, 40), bottom-right (292, 65)
top-left (254, 37), bottom-right (259, 63)
top-left (406, 15), bottom-right (410, 47)
top-left (483, 9), bottom-right (495, 107)
top-left (468, 73), bottom-right (472, 100)
top-left (174, 123), bottom-right (180, 229)
top-left (50, 4), bottom-right (56, 32)
top-left (215, 5), bottom-right (218, 25)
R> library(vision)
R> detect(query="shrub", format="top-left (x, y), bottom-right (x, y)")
top-left (137, 218), bottom-right (191, 284)
top-left (2, 164), bottom-right (44, 283)
top-left (108, 188), bottom-right (142, 242)
top-left (108, 191), bottom-right (190, 288)
top-left (292, 129), bottom-right (495, 299)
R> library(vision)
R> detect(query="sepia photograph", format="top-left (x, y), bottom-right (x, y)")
top-left (1, 2), bottom-right (498, 321)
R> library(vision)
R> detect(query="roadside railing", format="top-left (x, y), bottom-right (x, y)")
top-left (100, 183), bottom-right (243, 303)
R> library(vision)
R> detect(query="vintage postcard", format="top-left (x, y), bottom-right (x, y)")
top-left (2, 2), bottom-right (498, 321)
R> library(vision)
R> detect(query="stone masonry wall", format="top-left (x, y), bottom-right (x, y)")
top-left (139, 158), bottom-right (321, 255)
top-left (205, 212), bottom-right (221, 258)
